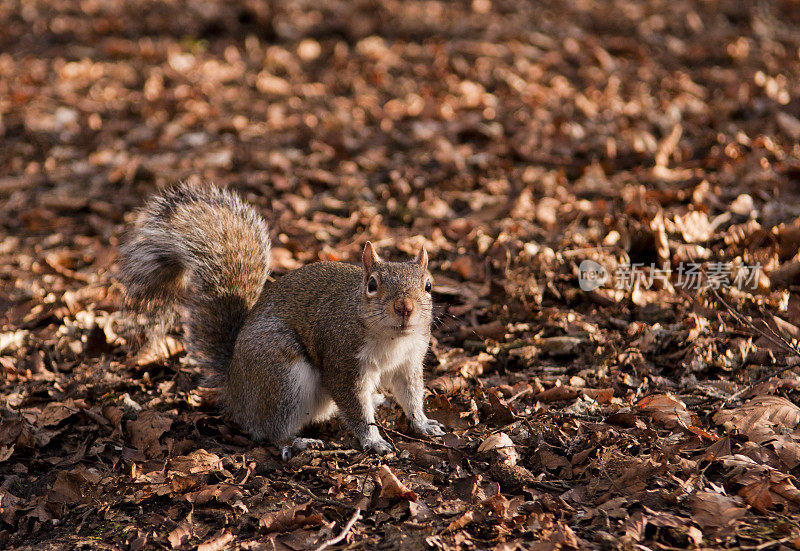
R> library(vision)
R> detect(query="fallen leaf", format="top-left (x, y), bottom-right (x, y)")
top-left (38, 399), bottom-right (84, 427)
top-left (428, 374), bottom-right (469, 394)
top-left (714, 395), bottom-right (800, 438)
top-left (444, 510), bottom-right (477, 533)
top-left (535, 336), bottom-right (583, 356)
top-left (675, 210), bottom-right (714, 243)
top-left (169, 449), bottom-right (223, 475)
top-left (581, 388), bottom-right (614, 404)
top-left (168, 517), bottom-right (193, 549)
top-left (636, 394), bottom-right (697, 429)
top-left (376, 465), bottom-right (418, 501)
top-left (689, 492), bottom-right (746, 535)
top-left (738, 478), bottom-right (774, 514)
top-left (259, 502), bottom-right (323, 533)
top-left (0, 488), bottom-right (22, 525)
top-left (197, 530), bottom-right (234, 551)
top-left (183, 484), bottom-right (241, 504)
top-left (536, 386), bottom-right (580, 403)
top-left (127, 410), bottom-right (172, 458)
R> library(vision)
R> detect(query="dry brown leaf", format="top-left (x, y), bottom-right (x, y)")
top-left (0, 489), bottom-right (22, 526)
top-left (477, 432), bottom-right (517, 460)
top-left (636, 394), bottom-right (697, 429)
top-left (675, 210), bottom-right (714, 243)
top-left (702, 437), bottom-right (732, 461)
top-left (482, 493), bottom-right (510, 519)
top-left (38, 399), bottom-right (84, 427)
top-left (689, 492), bottom-right (746, 535)
top-left (166, 473), bottom-right (200, 495)
top-left (535, 336), bottom-right (583, 356)
top-left (49, 466), bottom-right (101, 505)
top-left (533, 521), bottom-right (581, 550)
top-left (464, 320), bottom-right (506, 340)
top-left (487, 392), bottom-right (516, 424)
top-left (259, 502), bottom-right (323, 533)
top-left (738, 478), bottom-right (775, 514)
top-left (101, 405), bottom-right (124, 427)
top-left (183, 484), bottom-right (241, 505)
top-left (427, 394), bottom-right (473, 430)
top-left (773, 221), bottom-right (800, 261)
top-left (714, 395), bottom-right (800, 439)
top-left (581, 388), bottom-right (614, 404)
top-left (427, 374), bottom-right (469, 394)
top-left (127, 410), bottom-right (173, 458)
top-left (444, 510), bottom-right (477, 533)
top-left (168, 517), bottom-right (193, 549)
top-left (376, 465), bottom-right (418, 501)
top-left (169, 449), bottom-right (223, 475)
top-left (769, 434), bottom-right (800, 469)
top-left (450, 256), bottom-right (481, 280)
top-left (407, 500), bottom-right (434, 522)
top-left (197, 530), bottom-right (234, 551)
top-left (536, 386), bottom-right (580, 403)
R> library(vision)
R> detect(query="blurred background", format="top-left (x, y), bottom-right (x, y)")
top-left (2, 1), bottom-right (799, 266)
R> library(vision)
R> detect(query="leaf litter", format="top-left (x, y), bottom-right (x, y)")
top-left (3, 0), bottom-right (800, 549)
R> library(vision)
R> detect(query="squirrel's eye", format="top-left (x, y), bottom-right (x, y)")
top-left (425, 280), bottom-right (432, 293)
top-left (367, 276), bottom-right (378, 294)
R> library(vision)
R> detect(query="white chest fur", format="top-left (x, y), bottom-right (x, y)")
top-left (357, 331), bottom-right (429, 374)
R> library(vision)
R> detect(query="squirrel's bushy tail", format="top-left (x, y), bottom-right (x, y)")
top-left (117, 183), bottom-right (271, 373)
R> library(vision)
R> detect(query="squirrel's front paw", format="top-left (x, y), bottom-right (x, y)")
top-left (361, 437), bottom-right (393, 455)
top-left (413, 418), bottom-right (445, 437)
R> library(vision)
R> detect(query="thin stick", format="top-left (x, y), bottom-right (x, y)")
top-left (679, 254), bottom-right (800, 407)
top-left (706, 285), bottom-right (800, 406)
top-left (376, 422), bottom-right (463, 452)
top-left (278, 481), bottom-right (354, 510)
top-left (314, 508), bottom-right (361, 551)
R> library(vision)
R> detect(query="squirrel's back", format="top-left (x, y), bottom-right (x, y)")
top-left (255, 262), bottom-right (364, 363)
top-left (117, 183), bottom-right (271, 372)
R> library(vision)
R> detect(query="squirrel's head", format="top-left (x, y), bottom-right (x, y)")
top-left (360, 241), bottom-right (433, 337)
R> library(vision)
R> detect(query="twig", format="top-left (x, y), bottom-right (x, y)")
top-left (719, 359), bottom-right (800, 408)
top-left (523, 478), bottom-right (573, 492)
top-left (681, 255), bottom-right (800, 407)
top-left (375, 421), bottom-right (464, 452)
top-left (314, 449), bottom-right (360, 456)
top-left (314, 508), bottom-right (361, 551)
top-left (706, 284), bottom-right (800, 406)
top-left (714, 288), bottom-right (797, 355)
top-left (509, 387), bottom-right (533, 402)
top-left (371, 421), bottom-right (398, 453)
top-left (278, 481), bottom-right (355, 510)
top-left (237, 459), bottom-right (254, 486)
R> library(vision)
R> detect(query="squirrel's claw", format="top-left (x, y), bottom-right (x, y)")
top-left (362, 437), bottom-right (393, 455)
top-left (413, 418), bottom-right (445, 437)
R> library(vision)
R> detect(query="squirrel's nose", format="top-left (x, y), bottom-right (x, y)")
top-left (393, 297), bottom-right (414, 319)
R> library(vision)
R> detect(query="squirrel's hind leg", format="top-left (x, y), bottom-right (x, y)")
top-left (280, 437), bottom-right (325, 461)
top-left (224, 326), bottom-right (332, 449)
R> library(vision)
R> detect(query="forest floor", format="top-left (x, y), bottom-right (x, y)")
top-left (3, 0), bottom-right (800, 549)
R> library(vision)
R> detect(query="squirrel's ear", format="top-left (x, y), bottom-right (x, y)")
top-left (415, 246), bottom-right (428, 271)
top-left (362, 241), bottom-right (381, 273)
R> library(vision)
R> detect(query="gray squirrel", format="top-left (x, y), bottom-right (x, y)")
top-left (117, 183), bottom-right (444, 458)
